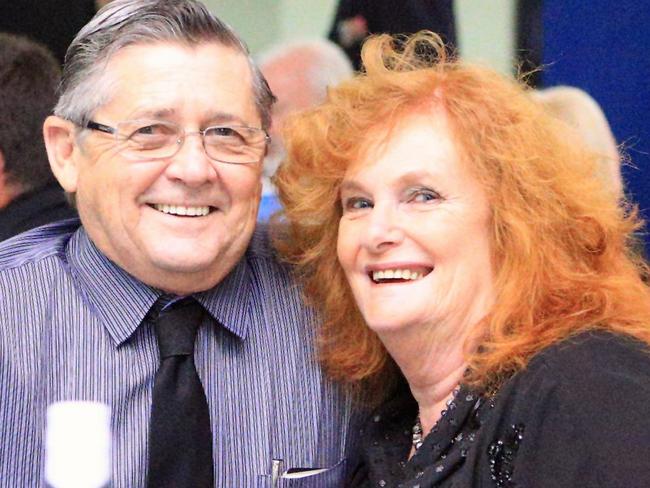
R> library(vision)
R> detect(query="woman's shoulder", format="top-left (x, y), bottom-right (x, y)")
top-left (482, 331), bottom-right (650, 486)
top-left (524, 330), bottom-right (650, 387)
top-left (499, 330), bottom-right (650, 413)
top-left (486, 330), bottom-right (649, 438)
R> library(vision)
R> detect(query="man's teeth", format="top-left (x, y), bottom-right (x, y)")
top-left (372, 269), bottom-right (423, 282)
top-left (153, 204), bottom-right (210, 216)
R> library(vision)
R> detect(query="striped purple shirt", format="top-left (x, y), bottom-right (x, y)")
top-left (0, 220), bottom-right (360, 487)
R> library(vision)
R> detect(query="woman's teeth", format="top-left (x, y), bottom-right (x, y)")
top-left (372, 269), bottom-right (424, 282)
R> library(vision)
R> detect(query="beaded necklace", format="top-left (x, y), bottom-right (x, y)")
top-left (411, 386), bottom-right (461, 451)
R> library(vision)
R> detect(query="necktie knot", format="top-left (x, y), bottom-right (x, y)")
top-left (153, 297), bottom-right (205, 359)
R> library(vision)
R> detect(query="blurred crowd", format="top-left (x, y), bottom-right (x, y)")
top-left (0, 0), bottom-right (633, 237)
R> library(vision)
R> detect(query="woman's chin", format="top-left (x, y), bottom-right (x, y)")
top-left (363, 316), bottom-right (426, 335)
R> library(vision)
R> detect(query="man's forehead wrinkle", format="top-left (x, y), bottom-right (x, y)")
top-left (207, 111), bottom-right (249, 125)
top-left (122, 106), bottom-right (177, 120)
top-left (116, 106), bottom-right (252, 128)
top-left (94, 44), bottom-right (259, 126)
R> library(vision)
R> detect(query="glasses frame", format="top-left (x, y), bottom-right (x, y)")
top-left (84, 119), bottom-right (270, 165)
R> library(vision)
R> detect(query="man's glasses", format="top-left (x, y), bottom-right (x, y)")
top-left (85, 119), bottom-right (269, 164)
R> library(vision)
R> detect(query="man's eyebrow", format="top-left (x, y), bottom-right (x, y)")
top-left (127, 107), bottom-right (177, 120)
top-left (126, 108), bottom-right (255, 127)
top-left (206, 112), bottom-right (252, 127)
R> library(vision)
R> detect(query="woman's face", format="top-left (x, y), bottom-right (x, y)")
top-left (337, 112), bottom-right (495, 338)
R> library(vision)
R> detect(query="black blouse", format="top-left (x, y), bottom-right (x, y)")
top-left (347, 331), bottom-right (650, 487)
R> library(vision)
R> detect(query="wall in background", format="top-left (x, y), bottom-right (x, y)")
top-left (206, 1), bottom-right (283, 53)
top-left (205, 0), bottom-right (516, 73)
top-left (206, 0), bottom-right (337, 53)
top-left (455, 0), bottom-right (515, 74)
top-left (542, 0), bottom-right (650, 246)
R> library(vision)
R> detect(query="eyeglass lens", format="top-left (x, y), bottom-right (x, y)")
top-left (117, 120), bottom-right (266, 163)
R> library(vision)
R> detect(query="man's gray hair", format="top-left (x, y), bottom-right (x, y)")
top-left (54, 0), bottom-right (275, 129)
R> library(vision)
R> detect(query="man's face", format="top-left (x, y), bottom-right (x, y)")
top-left (70, 42), bottom-right (263, 293)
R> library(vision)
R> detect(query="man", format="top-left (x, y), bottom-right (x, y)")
top-left (0, 34), bottom-right (77, 242)
top-left (0, 1), bottom-right (358, 486)
top-left (257, 39), bottom-right (353, 220)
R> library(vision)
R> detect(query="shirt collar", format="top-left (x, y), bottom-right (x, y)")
top-left (194, 257), bottom-right (251, 340)
top-left (67, 227), bottom-right (252, 346)
top-left (67, 228), bottom-right (160, 346)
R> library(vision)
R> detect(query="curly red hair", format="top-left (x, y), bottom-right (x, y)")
top-left (273, 32), bottom-right (650, 393)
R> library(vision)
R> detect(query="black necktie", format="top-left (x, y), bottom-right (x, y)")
top-left (147, 297), bottom-right (214, 487)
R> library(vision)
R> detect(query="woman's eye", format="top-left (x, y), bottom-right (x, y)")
top-left (343, 197), bottom-right (373, 211)
top-left (409, 189), bottom-right (440, 203)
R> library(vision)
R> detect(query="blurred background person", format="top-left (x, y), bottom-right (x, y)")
top-left (0, 34), bottom-right (76, 242)
top-left (0, 1), bottom-right (96, 65)
top-left (533, 85), bottom-right (623, 197)
top-left (275, 32), bottom-right (650, 487)
top-left (257, 39), bottom-right (353, 220)
top-left (516, 0), bottom-right (649, 249)
top-left (328, 0), bottom-right (456, 69)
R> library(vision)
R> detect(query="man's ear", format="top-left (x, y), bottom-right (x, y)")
top-left (43, 115), bottom-right (80, 193)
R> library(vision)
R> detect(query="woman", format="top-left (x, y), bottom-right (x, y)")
top-left (273, 32), bottom-right (650, 487)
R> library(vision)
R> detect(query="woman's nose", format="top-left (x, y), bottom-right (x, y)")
top-left (360, 203), bottom-right (405, 252)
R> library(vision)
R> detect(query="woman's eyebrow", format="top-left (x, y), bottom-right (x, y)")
top-left (339, 180), bottom-right (365, 194)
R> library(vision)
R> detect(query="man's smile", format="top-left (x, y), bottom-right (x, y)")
top-left (149, 203), bottom-right (214, 217)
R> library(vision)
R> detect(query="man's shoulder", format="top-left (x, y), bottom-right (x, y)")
top-left (0, 218), bottom-right (80, 271)
top-left (245, 223), bottom-right (289, 269)
top-left (243, 223), bottom-right (309, 308)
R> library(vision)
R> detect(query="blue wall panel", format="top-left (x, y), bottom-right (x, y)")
top-left (543, 1), bottom-right (650, 242)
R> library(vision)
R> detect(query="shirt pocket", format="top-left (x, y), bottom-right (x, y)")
top-left (278, 458), bottom-right (347, 488)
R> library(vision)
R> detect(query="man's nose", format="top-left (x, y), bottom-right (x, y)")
top-left (164, 133), bottom-right (218, 186)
